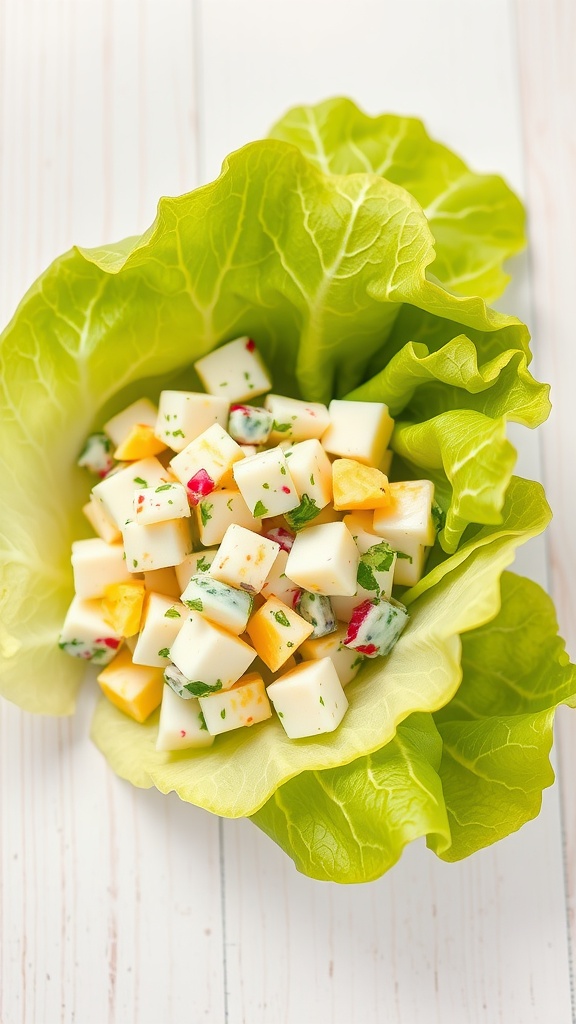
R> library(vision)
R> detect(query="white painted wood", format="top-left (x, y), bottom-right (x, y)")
top-left (0, 0), bottom-right (574, 1021)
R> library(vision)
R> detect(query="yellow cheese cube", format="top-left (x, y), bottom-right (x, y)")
top-left (332, 458), bottom-right (390, 511)
top-left (97, 647), bottom-right (164, 723)
top-left (101, 581), bottom-right (146, 636)
top-left (246, 596), bottom-right (313, 672)
top-left (114, 424), bottom-right (168, 461)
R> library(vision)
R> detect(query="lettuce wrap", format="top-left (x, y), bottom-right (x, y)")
top-left (1, 98), bottom-right (573, 883)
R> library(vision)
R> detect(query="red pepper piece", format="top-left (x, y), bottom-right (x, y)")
top-left (186, 469), bottom-right (215, 506)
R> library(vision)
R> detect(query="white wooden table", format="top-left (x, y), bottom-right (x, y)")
top-left (1, 1), bottom-right (575, 1021)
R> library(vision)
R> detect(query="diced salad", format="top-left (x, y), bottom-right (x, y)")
top-left (60, 336), bottom-right (439, 749)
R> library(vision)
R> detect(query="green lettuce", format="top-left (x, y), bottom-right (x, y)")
top-left (252, 572), bottom-right (576, 882)
top-left (270, 97), bottom-right (525, 302)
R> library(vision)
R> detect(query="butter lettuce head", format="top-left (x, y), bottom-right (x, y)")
top-left (0, 99), bottom-right (567, 883)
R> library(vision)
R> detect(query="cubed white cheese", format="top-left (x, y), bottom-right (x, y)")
top-left (174, 549), bottom-right (218, 591)
top-left (210, 524), bottom-right (280, 594)
top-left (82, 498), bottom-right (121, 545)
top-left (92, 456), bottom-right (173, 529)
top-left (133, 482), bottom-right (190, 525)
top-left (372, 480), bottom-right (434, 586)
top-left (169, 423), bottom-right (245, 501)
top-left (259, 549), bottom-right (300, 606)
top-left (180, 573), bottom-right (253, 635)
top-left (131, 593), bottom-right (188, 667)
top-left (299, 624), bottom-right (364, 687)
top-left (264, 395), bottom-right (330, 442)
top-left (321, 399), bottom-right (394, 466)
top-left (232, 446), bottom-right (299, 518)
top-left (104, 398), bottom-right (158, 446)
top-left (194, 337), bottom-right (272, 402)
top-left (198, 672), bottom-right (272, 735)
top-left (155, 391), bottom-right (230, 453)
top-left (195, 489), bottom-right (263, 546)
top-left (122, 518), bottom-right (192, 573)
top-left (155, 684), bottom-right (215, 751)
top-left (267, 658), bottom-right (348, 738)
top-left (58, 594), bottom-right (123, 664)
top-left (285, 521), bottom-right (359, 596)
top-left (169, 613), bottom-right (257, 691)
top-left (282, 439), bottom-right (333, 530)
top-left (71, 538), bottom-right (132, 599)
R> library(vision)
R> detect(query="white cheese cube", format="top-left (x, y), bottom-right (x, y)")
top-left (299, 624), bottom-right (364, 687)
top-left (240, 444), bottom-right (259, 457)
top-left (155, 685), bottom-right (215, 751)
top-left (195, 488), bottom-right (262, 546)
top-left (264, 395), bottom-right (330, 442)
top-left (259, 549), bottom-right (300, 606)
top-left (246, 596), bottom-right (314, 672)
top-left (169, 423), bottom-right (245, 501)
top-left (181, 573), bottom-right (253, 635)
top-left (210, 525), bottom-right (280, 594)
top-left (233, 446), bottom-right (299, 518)
top-left (133, 482), bottom-right (190, 525)
top-left (194, 336), bottom-right (272, 402)
top-left (372, 480), bottom-right (435, 547)
top-left (71, 538), bottom-right (132, 599)
top-left (267, 658), bottom-right (348, 739)
top-left (282, 439), bottom-right (333, 530)
top-left (104, 398), bottom-right (158, 446)
top-left (155, 391), bottom-right (230, 453)
top-left (122, 518), bottom-right (192, 573)
top-left (169, 613), bottom-right (257, 691)
top-left (285, 522), bottom-right (359, 596)
top-left (330, 514), bottom-right (397, 617)
top-left (198, 672), bottom-right (272, 735)
top-left (175, 549), bottom-right (218, 591)
top-left (385, 543), bottom-right (427, 587)
top-left (58, 594), bottom-right (123, 664)
top-left (132, 593), bottom-right (187, 667)
top-left (142, 567), bottom-right (182, 599)
top-left (92, 456), bottom-right (173, 528)
top-left (321, 400), bottom-right (394, 467)
top-left (82, 499), bottom-right (121, 544)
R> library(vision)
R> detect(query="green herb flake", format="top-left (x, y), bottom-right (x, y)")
top-left (286, 641), bottom-right (294, 648)
top-left (196, 555), bottom-right (210, 572)
top-left (158, 647), bottom-right (171, 658)
top-left (133, 476), bottom-right (147, 486)
top-left (273, 610), bottom-right (291, 627)
top-left (272, 420), bottom-right (291, 433)
top-left (184, 679), bottom-right (223, 697)
top-left (220, 708), bottom-right (226, 719)
top-left (198, 711), bottom-right (208, 731)
top-left (319, 696), bottom-right (325, 706)
top-left (253, 500), bottom-right (269, 517)
top-left (262, 482), bottom-right (270, 489)
top-left (227, 498), bottom-right (234, 511)
top-left (432, 500), bottom-right (446, 534)
top-left (284, 493), bottom-right (320, 531)
top-left (185, 598), bottom-right (204, 612)
top-left (132, 559), bottom-right (138, 568)
top-left (310, 474), bottom-right (315, 486)
top-left (155, 483), bottom-right (173, 492)
top-left (396, 550), bottom-right (414, 564)
top-left (164, 608), bottom-right (181, 619)
top-left (200, 501), bottom-right (213, 526)
top-left (277, 711), bottom-right (284, 718)
top-left (279, 465), bottom-right (287, 475)
top-left (171, 429), bottom-right (185, 438)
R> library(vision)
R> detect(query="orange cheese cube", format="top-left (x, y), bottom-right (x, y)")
top-left (97, 647), bottom-right (164, 722)
top-left (114, 424), bottom-right (168, 461)
top-left (246, 596), bottom-right (313, 672)
top-left (332, 458), bottom-right (391, 511)
top-left (101, 581), bottom-right (146, 636)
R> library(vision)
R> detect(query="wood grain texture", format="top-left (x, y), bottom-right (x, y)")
top-left (0, 0), bottom-right (574, 1021)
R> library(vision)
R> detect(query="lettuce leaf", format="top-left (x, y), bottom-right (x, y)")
top-left (269, 97), bottom-right (525, 302)
top-left (0, 137), bottom-right (539, 714)
top-left (252, 572), bottom-right (576, 882)
top-left (89, 477), bottom-right (550, 817)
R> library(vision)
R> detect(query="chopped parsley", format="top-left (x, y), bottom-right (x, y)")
top-left (198, 711), bottom-right (208, 731)
top-left (200, 501), bottom-right (213, 526)
top-left (284, 493), bottom-right (320, 531)
top-left (432, 500), bottom-right (446, 534)
top-left (272, 420), bottom-right (291, 433)
top-left (171, 429), bottom-right (185, 438)
top-left (157, 647), bottom-right (171, 658)
top-left (319, 696), bottom-right (325, 706)
top-left (220, 708), bottom-right (226, 719)
top-left (273, 609), bottom-right (290, 627)
top-left (133, 476), bottom-right (147, 486)
top-left (155, 483), bottom-right (173, 492)
top-left (185, 598), bottom-right (204, 612)
top-left (196, 555), bottom-right (211, 572)
top-left (184, 679), bottom-right (223, 697)
top-left (227, 498), bottom-right (234, 511)
top-left (253, 500), bottom-right (269, 517)
top-left (357, 541), bottom-right (396, 592)
top-left (164, 608), bottom-right (181, 618)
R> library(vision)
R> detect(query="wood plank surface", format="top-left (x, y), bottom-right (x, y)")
top-left (0, 0), bottom-right (574, 1021)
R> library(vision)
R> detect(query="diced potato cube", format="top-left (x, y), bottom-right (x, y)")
top-left (181, 573), bottom-right (253, 635)
top-left (259, 549), bottom-right (300, 606)
top-left (82, 498), bottom-right (121, 544)
top-left (92, 456), bottom-right (173, 529)
top-left (285, 522), bottom-right (359, 596)
top-left (97, 647), bottom-right (164, 723)
top-left (101, 581), bottom-right (146, 636)
top-left (198, 672), bottom-right (272, 735)
top-left (174, 549), bottom-right (218, 592)
top-left (156, 391), bottom-right (230, 453)
top-left (71, 538), bottom-right (132, 599)
top-left (169, 613), bottom-right (257, 691)
top-left (133, 482), bottom-right (190, 525)
top-left (131, 593), bottom-right (187, 667)
top-left (142, 567), bottom-right (182, 599)
top-left (58, 594), bottom-right (123, 664)
top-left (169, 423), bottom-right (245, 501)
top-left (122, 518), bottom-right (192, 572)
top-left (210, 524), bottom-right (280, 594)
top-left (267, 658), bottom-right (348, 739)
top-left (228, 404), bottom-right (273, 445)
top-left (155, 685), bottom-right (215, 751)
top-left (104, 398), bottom-right (158, 446)
top-left (195, 489), bottom-right (262, 546)
top-left (264, 395), bottom-right (330, 442)
top-left (332, 458), bottom-right (390, 510)
top-left (299, 624), bottom-right (364, 687)
top-left (233, 446), bottom-right (299, 518)
top-left (246, 596), bottom-right (313, 672)
top-left (194, 337), bottom-right (272, 402)
top-left (114, 424), bottom-right (167, 461)
top-left (321, 400), bottom-right (394, 466)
